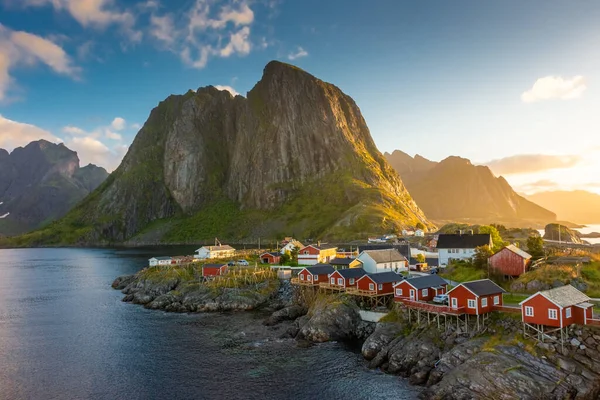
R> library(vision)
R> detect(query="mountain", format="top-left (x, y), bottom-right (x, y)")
top-left (383, 152), bottom-right (556, 227)
top-left (527, 190), bottom-right (600, 224)
top-left (0, 140), bottom-right (109, 235)
top-left (11, 61), bottom-right (431, 246)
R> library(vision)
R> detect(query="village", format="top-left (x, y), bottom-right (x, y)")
top-left (143, 229), bottom-right (600, 349)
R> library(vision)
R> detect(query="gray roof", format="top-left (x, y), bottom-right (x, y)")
top-left (361, 249), bottom-right (407, 263)
top-left (358, 243), bottom-right (411, 259)
top-left (364, 271), bottom-right (403, 284)
top-left (536, 285), bottom-right (591, 308)
top-left (151, 256), bottom-right (172, 261)
top-left (461, 279), bottom-right (506, 296)
top-left (305, 265), bottom-right (335, 275)
top-left (409, 257), bottom-right (439, 267)
top-left (197, 245), bottom-right (235, 252)
top-left (330, 257), bottom-right (358, 266)
top-left (335, 268), bottom-right (367, 279)
top-left (404, 275), bottom-right (448, 290)
top-left (437, 234), bottom-right (491, 249)
top-left (502, 245), bottom-right (532, 260)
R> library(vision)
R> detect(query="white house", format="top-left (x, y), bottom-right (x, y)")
top-left (415, 229), bottom-right (425, 237)
top-left (194, 245), bottom-right (236, 260)
top-left (280, 239), bottom-right (304, 255)
top-left (356, 249), bottom-right (408, 274)
top-left (149, 256), bottom-right (173, 267)
top-left (436, 233), bottom-right (492, 267)
top-left (297, 245), bottom-right (338, 266)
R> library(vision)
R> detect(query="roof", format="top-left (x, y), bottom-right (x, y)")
top-left (360, 249), bottom-right (407, 263)
top-left (197, 245), bottom-right (235, 252)
top-left (284, 239), bottom-right (304, 248)
top-left (335, 268), bottom-right (367, 279)
top-left (526, 285), bottom-right (591, 308)
top-left (304, 265), bottom-right (335, 275)
top-left (203, 263), bottom-right (227, 268)
top-left (403, 275), bottom-right (448, 290)
top-left (260, 252), bottom-right (281, 257)
top-left (150, 256), bottom-right (172, 260)
top-left (409, 257), bottom-right (439, 267)
top-left (436, 234), bottom-right (491, 249)
top-left (459, 279), bottom-right (506, 296)
top-left (358, 243), bottom-right (411, 259)
top-left (364, 271), bottom-right (403, 284)
top-left (502, 245), bottom-right (532, 260)
top-left (330, 257), bottom-right (359, 266)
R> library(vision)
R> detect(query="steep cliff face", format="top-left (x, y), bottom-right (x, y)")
top-left (0, 140), bottom-right (109, 235)
top-left (384, 153), bottom-right (556, 227)
top-left (15, 61), bottom-right (431, 245)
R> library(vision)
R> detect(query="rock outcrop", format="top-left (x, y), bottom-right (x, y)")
top-left (0, 140), bottom-right (108, 236)
top-left (297, 297), bottom-right (363, 342)
top-left (384, 152), bottom-right (557, 227)
top-left (17, 61), bottom-right (431, 246)
top-left (543, 223), bottom-right (585, 244)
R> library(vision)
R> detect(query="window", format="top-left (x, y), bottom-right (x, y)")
top-left (330, 277), bottom-right (335, 285)
top-left (468, 299), bottom-right (476, 309)
top-left (314, 275), bottom-right (319, 282)
top-left (525, 306), bottom-right (534, 317)
top-left (422, 288), bottom-right (428, 297)
top-left (384, 263), bottom-right (387, 269)
top-left (396, 288), bottom-right (403, 296)
top-left (481, 298), bottom-right (488, 307)
top-left (451, 298), bottom-right (458, 308)
top-left (369, 283), bottom-right (375, 291)
top-left (304, 251), bottom-right (309, 255)
top-left (493, 296), bottom-right (500, 305)
top-left (349, 278), bottom-right (355, 285)
top-left (300, 274), bottom-right (304, 281)
top-left (338, 278), bottom-right (343, 285)
top-left (378, 284), bottom-right (383, 291)
top-left (566, 307), bottom-right (572, 318)
top-left (548, 309), bottom-right (558, 320)
top-left (307, 275), bottom-right (312, 281)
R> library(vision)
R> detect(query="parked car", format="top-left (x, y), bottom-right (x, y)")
top-left (433, 294), bottom-right (448, 305)
top-left (227, 261), bottom-right (236, 267)
top-left (429, 268), bottom-right (438, 274)
top-left (237, 259), bottom-right (249, 266)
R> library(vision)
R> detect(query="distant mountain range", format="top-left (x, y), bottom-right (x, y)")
top-left (384, 150), bottom-right (557, 227)
top-left (526, 190), bottom-right (600, 224)
top-left (0, 140), bottom-right (109, 236)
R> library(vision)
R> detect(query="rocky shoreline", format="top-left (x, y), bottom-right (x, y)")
top-left (113, 275), bottom-right (600, 399)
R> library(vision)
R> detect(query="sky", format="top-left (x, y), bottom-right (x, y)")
top-left (0, 0), bottom-right (599, 195)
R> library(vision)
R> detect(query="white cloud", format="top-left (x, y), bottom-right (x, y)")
top-left (131, 123), bottom-right (141, 130)
top-left (105, 130), bottom-right (122, 140)
top-left (64, 136), bottom-right (127, 170)
top-left (62, 125), bottom-right (86, 135)
top-left (287, 46), bottom-right (308, 60)
top-left (0, 114), bottom-right (61, 151)
top-left (110, 117), bottom-right (126, 131)
top-left (521, 75), bottom-right (587, 103)
top-left (485, 154), bottom-right (582, 175)
top-left (220, 27), bottom-right (251, 57)
top-left (0, 24), bottom-right (79, 101)
top-left (150, 14), bottom-right (175, 45)
top-left (214, 85), bottom-right (239, 96)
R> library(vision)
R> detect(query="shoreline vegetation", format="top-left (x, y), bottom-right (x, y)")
top-left (113, 259), bottom-right (600, 400)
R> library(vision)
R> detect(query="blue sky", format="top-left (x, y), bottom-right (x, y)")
top-left (1, 0), bottom-right (599, 194)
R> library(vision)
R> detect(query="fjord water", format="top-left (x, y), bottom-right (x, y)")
top-left (0, 248), bottom-right (418, 400)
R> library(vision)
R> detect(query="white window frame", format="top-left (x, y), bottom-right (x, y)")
top-left (422, 288), bottom-right (428, 297)
top-left (396, 288), bottom-right (403, 296)
top-left (566, 307), bottom-right (572, 318)
top-left (481, 297), bottom-right (488, 308)
top-left (493, 295), bottom-right (500, 305)
top-left (468, 299), bottom-right (476, 309)
top-left (369, 283), bottom-right (375, 291)
top-left (330, 277), bottom-right (335, 285)
top-left (338, 278), bottom-right (343, 286)
top-left (349, 278), bottom-right (355, 285)
top-left (451, 297), bottom-right (458, 308)
top-left (314, 275), bottom-right (319, 282)
top-left (300, 274), bottom-right (304, 281)
top-left (548, 309), bottom-right (558, 320)
top-left (525, 306), bottom-right (534, 317)
top-left (307, 275), bottom-right (312, 281)
top-left (378, 284), bottom-right (383, 291)
top-left (304, 251), bottom-right (309, 255)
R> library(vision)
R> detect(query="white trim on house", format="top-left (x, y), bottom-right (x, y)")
top-left (525, 306), bottom-right (534, 317)
top-left (548, 309), bottom-right (558, 320)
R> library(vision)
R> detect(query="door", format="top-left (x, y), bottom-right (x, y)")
top-left (410, 289), bottom-right (415, 300)
top-left (451, 298), bottom-right (457, 309)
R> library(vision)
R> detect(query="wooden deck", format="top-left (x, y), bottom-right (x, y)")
top-left (318, 282), bottom-right (346, 291)
top-left (399, 299), bottom-right (466, 315)
top-left (346, 288), bottom-right (393, 297)
top-left (493, 305), bottom-right (521, 314)
top-left (290, 278), bottom-right (318, 287)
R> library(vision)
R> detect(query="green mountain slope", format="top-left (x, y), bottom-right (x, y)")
top-left (8, 61), bottom-right (432, 246)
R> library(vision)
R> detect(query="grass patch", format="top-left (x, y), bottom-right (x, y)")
top-left (379, 310), bottom-right (402, 323)
top-left (440, 263), bottom-right (486, 283)
top-left (503, 293), bottom-right (528, 305)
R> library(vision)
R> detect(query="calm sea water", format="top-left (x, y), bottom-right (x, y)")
top-left (0, 248), bottom-right (419, 400)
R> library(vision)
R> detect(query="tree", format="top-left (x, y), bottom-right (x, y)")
top-left (478, 225), bottom-right (507, 252)
top-left (473, 245), bottom-right (493, 269)
top-left (416, 253), bottom-right (426, 263)
top-left (526, 236), bottom-right (544, 259)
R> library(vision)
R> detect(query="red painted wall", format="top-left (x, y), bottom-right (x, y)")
top-left (298, 269), bottom-right (314, 283)
top-left (448, 285), bottom-right (502, 315)
top-left (203, 265), bottom-right (227, 277)
top-left (489, 248), bottom-right (529, 276)
top-left (261, 254), bottom-right (281, 264)
top-left (521, 294), bottom-right (570, 328)
top-left (299, 246), bottom-right (320, 256)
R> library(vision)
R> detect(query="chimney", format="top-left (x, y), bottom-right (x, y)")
top-left (317, 240), bottom-right (321, 247)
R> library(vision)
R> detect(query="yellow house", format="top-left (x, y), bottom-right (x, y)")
top-left (330, 257), bottom-right (363, 270)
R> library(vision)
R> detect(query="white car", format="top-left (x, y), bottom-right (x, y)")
top-left (236, 260), bottom-right (249, 266)
top-left (433, 294), bottom-right (449, 304)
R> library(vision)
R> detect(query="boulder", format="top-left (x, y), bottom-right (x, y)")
top-left (264, 305), bottom-right (307, 326)
top-left (362, 322), bottom-right (404, 361)
top-left (112, 274), bottom-right (135, 290)
top-left (297, 298), bottom-right (362, 343)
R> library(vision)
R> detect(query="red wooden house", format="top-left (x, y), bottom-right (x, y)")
top-left (520, 285), bottom-right (593, 328)
top-left (327, 268), bottom-right (366, 289)
top-left (297, 264), bottom-right (335, 285)
top-left (394, 275), bottom-right (448, 302)
top-left (447, 279), bottom-right (506, 315)
top-left (260, 252), bottom-right (282, 264)
top-left (356, 271), bottom-right (403, 295)
top-left (489, 245), bottom-right (532, 277)
top-left (202, 263), bottom-right (228, 277)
